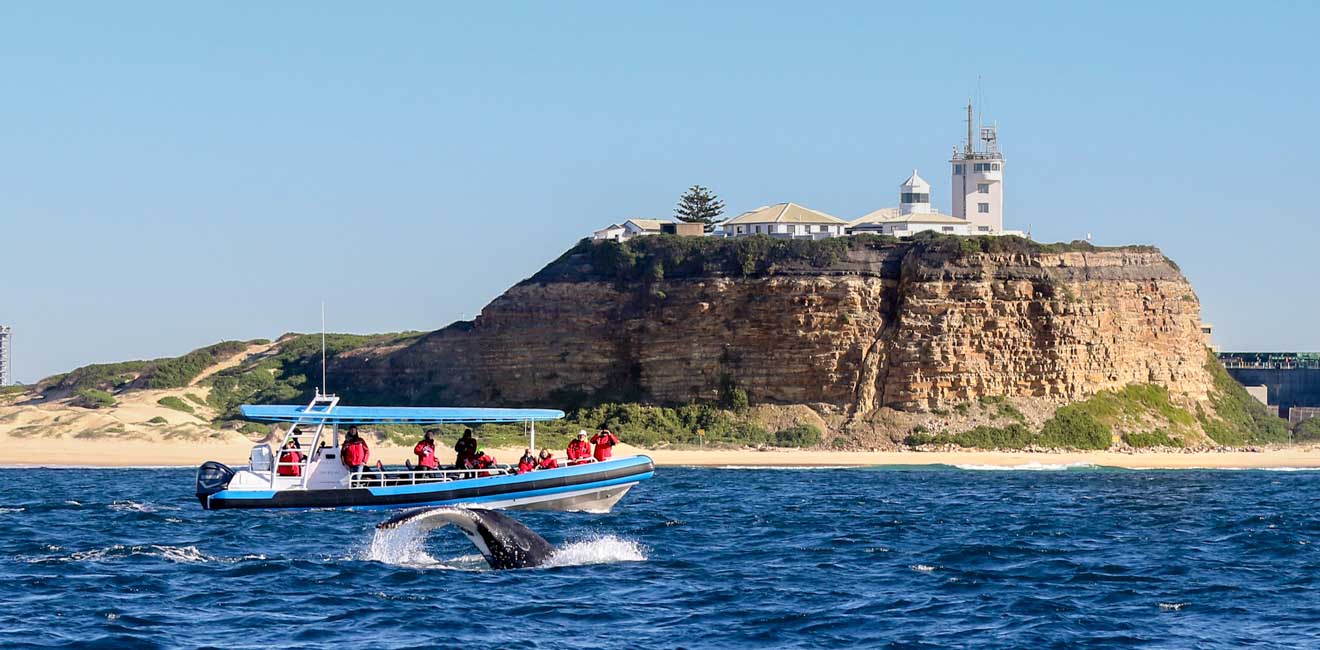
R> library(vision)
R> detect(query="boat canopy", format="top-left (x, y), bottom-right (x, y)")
top-left (240, 405), bottom-right (566, 424)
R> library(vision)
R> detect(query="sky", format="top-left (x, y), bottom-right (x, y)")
top-left (2, 1), bottom-right (1318, 383)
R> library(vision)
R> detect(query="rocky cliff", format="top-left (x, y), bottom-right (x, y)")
top-left (334, 235), bottom-right (1212, 417)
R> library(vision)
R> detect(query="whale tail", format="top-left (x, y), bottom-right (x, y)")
top-left (376, 506), bottom-right (555, 570)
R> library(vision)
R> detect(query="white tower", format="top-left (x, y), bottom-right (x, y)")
top-left (0, 325), bottom-right (10, 387)
top-left (899, 170), bottom-right (932, 215)
top-left (950, 101), bottom-right (1005, 233)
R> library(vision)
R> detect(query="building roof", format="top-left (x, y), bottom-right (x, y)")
top-left (623, 219), bottom-right (667, 231)
top-left (849, 207), bottom-right (900, 226)
top-left (723, 203), bottom-right (847, 226)
top-left (900, 169), bottom-right (930, 191)
top-left (850, 208), bottom-right (968, 226)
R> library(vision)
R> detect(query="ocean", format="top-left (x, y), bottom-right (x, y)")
top-left (2, 465), bottom-right (1318, 648)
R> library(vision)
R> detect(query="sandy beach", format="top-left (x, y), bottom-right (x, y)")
top-left (3, 435), bottom-right (1318, 470)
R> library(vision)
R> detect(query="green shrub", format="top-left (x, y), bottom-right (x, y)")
top-left (1199, 351), bottom-right (1290, 445)
top-left (831, 436), bottom-right (849, 449)
top-left (953, 402), bottom-right (970, 415)
top-left (73, 389), bottom-right (116, 409)
top-left (950, 424), bottom-right (1034, 449)
top-left (140, 341), bottom-right (250, 389)
top-left (157, 396), bottom-right (195, 415)
top-left (147, 416), bottom-right (168, 425)
top-left (184, 393), bottom-right (207, 406)
top-left (1039, 406), bottom-right (1112, 449)
top-left (773, 424), bottom-right (822, 448)
top-left (1294, 418), bottom-right (1320, 443)
top-left (1123, 430), bottom-right (1184, 448)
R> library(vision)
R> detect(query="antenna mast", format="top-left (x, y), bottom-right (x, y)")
top-left (966, 100), bottom-right (974, 155)
top-left (320, 302), bottom-right (327, 395)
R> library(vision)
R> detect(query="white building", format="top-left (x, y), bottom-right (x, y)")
top-left (592, 219), bottom-right (706, 241)
top-left (849, 171), bottom-right (973, 237)
top-left (720, 203), bottom-right (848, 239)
top-left (0, 325), bottom-right (11, 387)
top-left (950, 101), bottom-right (1006, 234)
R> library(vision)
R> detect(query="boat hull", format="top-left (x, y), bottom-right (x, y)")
top-left (199, 455), bottom-right (654, 512)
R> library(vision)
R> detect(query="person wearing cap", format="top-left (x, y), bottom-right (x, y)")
top-left (471, 449), bottom-right (497, 477)
top-left (566, 430), bottom-right (593, 464)
top-left (537, 448), bottom-right (559, 470)
top-left (590, 428), bottom-right (620, 462)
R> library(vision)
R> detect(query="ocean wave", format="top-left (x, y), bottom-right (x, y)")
top-left (23, 544), bottom-right (265, 565)
top-left (954, 462), bottom-right (1099, 471)
top-left (910, 564), bottom-right (937, 572)
top-left (0, 507), bottom-right (27, 514)
top-left (108, 500), bottom-right (178, 513)
top-left (706, 465), bottom-right (855, 470)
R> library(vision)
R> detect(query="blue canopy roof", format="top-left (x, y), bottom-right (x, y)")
top-left (239, 405), bottom-right (565, 424)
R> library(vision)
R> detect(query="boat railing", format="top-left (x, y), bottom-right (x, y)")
top-left (347, 458), bottom-right (598, 488)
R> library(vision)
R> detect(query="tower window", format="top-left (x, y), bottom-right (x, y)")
top-left (992, 163), bottom-right (1001, 171)
top-left (954, 164), bottom-right (964, 175)
top-left (978, 203), bottom-right (990, 213)
top-left (978, 183), bottom-right (990, 194)
top-left (901, 193), bottom-right (929, 203)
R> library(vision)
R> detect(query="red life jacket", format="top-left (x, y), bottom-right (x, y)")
top-left (517, 457), bottom-right (536, 474)
top-left (277, 449), bottom-right (302, 476)
top-left (475, 453), bottom-right (496, 477)
top-left (567, 440), bottom-right (592, 461)
top-left (590, 432), bottom-right (619, 461)
top-left (414, 441), bottom-right (438, 469)
top-left (342, 440), bottom-right (369, 466)
top-left (537, 456), bottom-right (559, 470)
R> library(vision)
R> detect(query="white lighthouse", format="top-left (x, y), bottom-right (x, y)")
top-left (899, 170), bottom-right (932, 215)
top-left (950, 101), bottom-right (1005, 233)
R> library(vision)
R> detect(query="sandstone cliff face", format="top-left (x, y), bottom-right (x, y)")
top-left (334, 238), bottom-right (1210, 414)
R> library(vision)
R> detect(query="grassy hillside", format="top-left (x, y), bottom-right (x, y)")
top-left (37, 340), bottom-right (264, 396)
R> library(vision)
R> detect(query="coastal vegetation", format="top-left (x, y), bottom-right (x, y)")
top-left (156, 396), bottom-right (195, 415)
top-left (529, 232), bottom-right (1161, 286)
top-left (1198, 350), bottom-right (1291, 445)
top-left (37, 340), bottom-right (262, 396)
top-left (205, 332), bottom-right (424, 419)
top-left (72, 388), bottom-right (116, 409)
top-left (1294, 418), bottom-right (1320, 443)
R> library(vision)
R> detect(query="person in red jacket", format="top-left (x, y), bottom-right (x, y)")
top-left (341, 428), bottom-right (370, 474)
top-left (276, 439), bottom-right (303, 477)
top-left (470, 449), bottom-right (497, 477)
top-left (590, 428), bottom-right (620, 462)
top-left (566, 431), bottom-right (593, 464)
top-left (537, 448), bottom-right (559, 470)
top-left (516, 449), bottom-right (537, 474)
top-left (414, 430), bottom-right (440, 472)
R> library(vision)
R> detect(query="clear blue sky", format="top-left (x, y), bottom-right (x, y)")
top-left (2, 2), bottom-right (1317, 383)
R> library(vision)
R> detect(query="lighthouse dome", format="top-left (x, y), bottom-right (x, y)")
top-left (899, 169), bottom-right (932, 214)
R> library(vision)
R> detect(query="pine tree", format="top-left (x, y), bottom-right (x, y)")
top-left (674, 185), bottom-right (725, 230)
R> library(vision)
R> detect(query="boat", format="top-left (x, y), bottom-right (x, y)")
top-left (194, 393), bottom-right (655, 512)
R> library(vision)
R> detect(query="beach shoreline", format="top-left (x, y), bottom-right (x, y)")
top-left (4, 436), bottom-right (1319, 470)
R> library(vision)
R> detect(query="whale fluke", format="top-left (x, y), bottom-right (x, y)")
top-left (377, 506), bottom-right (555, 570)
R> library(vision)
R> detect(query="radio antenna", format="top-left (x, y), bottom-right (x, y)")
top-left (320, 302), bottom-right (327, 395)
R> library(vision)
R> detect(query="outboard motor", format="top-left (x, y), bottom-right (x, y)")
top-left (195, 461), bottom-right (235, 509)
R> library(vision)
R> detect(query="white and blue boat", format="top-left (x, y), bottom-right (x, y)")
top-left (195, 393), bottom-right (654, 512)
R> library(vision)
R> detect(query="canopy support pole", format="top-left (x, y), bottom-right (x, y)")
top-left (529, 419), bottom-right (536, 453)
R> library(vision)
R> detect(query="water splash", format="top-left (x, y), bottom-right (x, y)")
top-left (0, 507), bottom-right (26, 515)
top-left (365, 520), bottom-right (647, 570)
top-left (543, 535), bottom-right (648, 568)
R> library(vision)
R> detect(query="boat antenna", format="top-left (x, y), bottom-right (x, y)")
top-left (320, 301), bottom-right (327, 396)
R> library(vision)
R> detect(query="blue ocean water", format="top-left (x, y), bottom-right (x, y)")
top-left (2, 465), bottom-right (1319, 649)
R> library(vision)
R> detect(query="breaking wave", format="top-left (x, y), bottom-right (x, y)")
top-left (954, 462), bottom-right (1099, 471)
